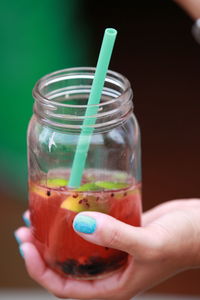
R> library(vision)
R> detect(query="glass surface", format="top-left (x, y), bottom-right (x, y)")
top-left (29, 170), bottom-right (141, 278)
top-left (28, 67), bottom-right (142, 279)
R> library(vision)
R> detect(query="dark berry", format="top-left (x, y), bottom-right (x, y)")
top-left (80, 257), bottom-right (105, 275)
top-left (111, 193), bottom-right (114, 197)
top-left (46, 190), bottom-right (51, 196)
top-left (58, 259), bottom-right (78, 275)
top-left (57, 253), bottom-right (128, 277)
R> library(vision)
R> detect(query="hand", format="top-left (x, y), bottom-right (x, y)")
top-left (14, 199), bottom-right (200, 299)
top-left (174, 0), bottom-right (200, 19)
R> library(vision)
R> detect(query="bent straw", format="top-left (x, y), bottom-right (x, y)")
top-left (68, 28), bottom-right (117, 188)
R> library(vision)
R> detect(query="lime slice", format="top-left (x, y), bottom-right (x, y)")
top-left (46, 178), bottom-right (68, 187)
top-left (76, 182), bottom-right (100, 191)
top-left (76, 181), bottom-right (129, 191)
top-left (95, 181), bottom-right (128, 190)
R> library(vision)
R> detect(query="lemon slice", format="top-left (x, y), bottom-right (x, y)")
top-left (61, 195), bottom-right (85, 212)
top-left (61, 194), bottom-right (108, 213)
top-left (30, 184), bottom-right (49, 198)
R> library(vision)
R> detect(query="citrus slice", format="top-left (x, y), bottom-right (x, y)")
top-left (61, 195), bottom-right (85, 212)
top-left (29, 183), bottom-right (55, 198)
top-left (61, 194), bottom-right (108, 213)
top-left (40, 178), bottom-right (68, 188)
top-left (76, 182), bottom-right (100, 191)
top-left (75, 181), bottom-right (129, 191)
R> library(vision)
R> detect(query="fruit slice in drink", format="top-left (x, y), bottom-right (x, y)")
top-left (29, 177), bottom-right (141, 278)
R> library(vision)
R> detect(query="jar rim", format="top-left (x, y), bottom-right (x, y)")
top-left (32, 67), bottom-right (133, 132)
top-left (32, 67), bottom-right (131, 109)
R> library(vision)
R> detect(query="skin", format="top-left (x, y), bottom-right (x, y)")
top-left (15, 2), bottom-right (200, 298)
top-left (174, 0), bottom-right (200, 19)
top-left (15, 199), bottom-right (200, 299)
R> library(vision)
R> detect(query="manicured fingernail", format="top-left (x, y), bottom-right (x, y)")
top-left (14, 232), bottom-right (21, 245)
top-left (73, 215), bottom-right (97, 234)
top-left (19, 246), bottom-right (24, 258)
top-left (22, 215), bottom-right (31, 227)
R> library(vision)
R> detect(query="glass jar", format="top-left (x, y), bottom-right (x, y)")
top-left (28, 67), bottom-right (142, 279)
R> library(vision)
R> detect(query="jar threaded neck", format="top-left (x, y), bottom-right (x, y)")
top-left (33, 67), bottom-right (133, 132)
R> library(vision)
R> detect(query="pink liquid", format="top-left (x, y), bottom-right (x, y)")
top-left (29, 180), bottom-right (142, 279)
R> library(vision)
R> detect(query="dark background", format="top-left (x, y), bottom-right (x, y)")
top-left (1, 0), bottom-right (200, 296)
top-left (86, 0), bottom-right (200, 209)
top-left (86, 0), bottom-right (200, 294)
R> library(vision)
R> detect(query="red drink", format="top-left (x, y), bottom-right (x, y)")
top-left (28, 68), bottom-right (142, 279)
top-left (29, 175), bottom-right (141, 279)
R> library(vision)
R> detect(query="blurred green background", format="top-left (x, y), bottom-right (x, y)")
top-left (1, 0), bottom-right (200, 297)
top-left (0, 0), bottom-right (91, 196)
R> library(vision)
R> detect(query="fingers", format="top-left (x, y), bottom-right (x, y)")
top-left (14, 211), bottom-right (138, 299)
top-left (174, 0), bottom-right (200, 20)
top-left (14, 227), bottom-right (33, 244)
top-left (142, 198), bottom-right (200, 226)
top-left (142, 200), bottom-right (184, 226)
top-left (14, 210), bottom-right (32, 244)
top-left (22, 210), bottom-right (31, 227)
top-left (20, 242), bottom-right (132, 299)
top-left (73, 212), bottom-right (160, 260)
top-left (14, 211), bottom-right (65, 297)
top-left (19, 242), bottom-right (69, 298)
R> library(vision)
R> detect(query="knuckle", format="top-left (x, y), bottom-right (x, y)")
top-left (109, 229), bottom-right (120, 248)
top-left (102, 225), bottom-right (121, 249)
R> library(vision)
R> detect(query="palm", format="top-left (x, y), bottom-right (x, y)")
top-left (17, 223), bottom-right (135, 299)
top-left (16, 199), bottom-right (200, 299)
top-left (18, 227), bottom-right (136, 299)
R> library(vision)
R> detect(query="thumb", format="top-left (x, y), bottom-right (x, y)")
top-left (73, 211), bottom-right (159, 260)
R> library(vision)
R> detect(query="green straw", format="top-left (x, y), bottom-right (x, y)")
top-left (68, 28), bottom-right (117, 188)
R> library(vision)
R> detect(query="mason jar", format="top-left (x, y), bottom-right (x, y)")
top-left (27, 67), bottom-right (142, 279)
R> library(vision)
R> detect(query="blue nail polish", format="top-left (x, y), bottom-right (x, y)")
top-left (19, 246), bottom-right (24, 258)
top-left (22, 215), bottom-right (31, 227)
top-left (14, 232), bottom-right (21, 245)
top-left (73, 215), bottom-right (97, 234)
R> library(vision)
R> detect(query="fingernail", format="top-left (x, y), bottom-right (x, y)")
top-left (73, 215), bottom-right (97, 234)
top-left (22, 215), bottom-right (31, 227)
top-left (19, 245), bottom-right (24, 258)
top-left (14, 232), bottom-right (21, 245)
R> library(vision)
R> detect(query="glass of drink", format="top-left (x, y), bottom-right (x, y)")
top-left (28, 67), bottom-right (142, 279)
